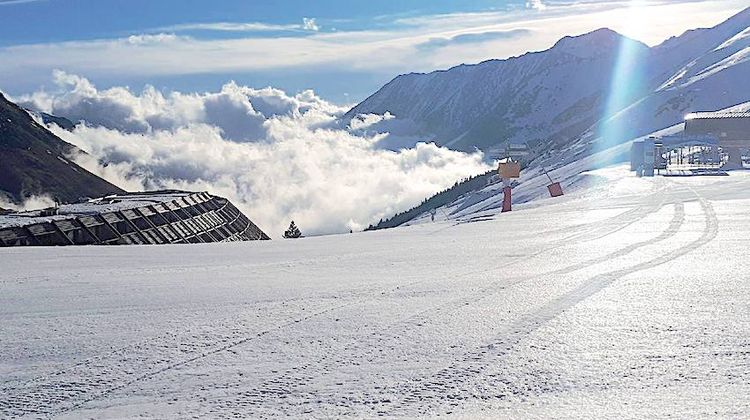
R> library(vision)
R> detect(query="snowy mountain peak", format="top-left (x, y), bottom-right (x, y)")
top-left (554, 28), bottom-right (621, 48)
top-left (347, 8), bottom-right (750, 156)
top-left (551, 28), bottom-right (648, 59)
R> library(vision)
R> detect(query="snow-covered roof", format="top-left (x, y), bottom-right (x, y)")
top-left (685, 111), bottom-right (750, 120)
top-left (57, 191), bottom-right (209, 215)
top-left (0, 190), bottom-right (211, 228)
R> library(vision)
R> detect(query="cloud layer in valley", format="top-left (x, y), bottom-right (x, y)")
top-left (17, 73), bottom-right (489, 237)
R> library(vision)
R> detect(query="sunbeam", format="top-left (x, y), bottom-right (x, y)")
top-left (595, 0), bottom-right (651, 160)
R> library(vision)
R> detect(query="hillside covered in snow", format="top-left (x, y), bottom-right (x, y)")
top-left (345, 7), bottom-right (750, 157)
top-left (3, 5), bottom-right (750, 418)
top-left (2, 164), bottom-right (749, 418)
top-left (370, 99), bottom-right (750, 230)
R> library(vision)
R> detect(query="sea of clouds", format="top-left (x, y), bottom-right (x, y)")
top-left (17, 71), bottom-right (489, 237)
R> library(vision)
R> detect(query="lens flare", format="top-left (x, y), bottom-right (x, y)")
top-left (595, 1), bottom-right (650, 161)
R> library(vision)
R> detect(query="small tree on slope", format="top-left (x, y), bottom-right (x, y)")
top-left (283, 221), bottom-right (302, 239)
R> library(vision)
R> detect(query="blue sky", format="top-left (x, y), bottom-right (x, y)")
top-left (0, 0), bottom-right (747, 103)
top-left (0, 0), bottom-right (526, 46)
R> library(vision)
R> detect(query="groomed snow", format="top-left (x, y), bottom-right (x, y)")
top-left (1, 166), bottom-right (749, 418)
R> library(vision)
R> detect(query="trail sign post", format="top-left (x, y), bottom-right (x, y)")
top-left (498, 159), bottom-right (520, 212)
top-left (498, 161), bottom-right (521, 179)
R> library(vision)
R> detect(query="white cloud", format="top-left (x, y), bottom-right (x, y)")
top-left (348, 112), bottom-right (428, 150)
top-left (160, 22), bottom-right (300, 32)
top-left (20, 70), bottom-right (341, 142)
top-left (526, 0), bottom-right (547, 11)
top-left (302, 17), bottom-right (320, 32)
top-left (0, 0), bottom-right (45, 5)
top-left (126, 33), bottom-right (183, 45)
top-left (159, 16), bottom-right (321, 33)
top-left (0, 195), bottom-right (56, 211)
top-left (23, 73), bottom-right (489, 237)
top-left (416, 29), bottom-right (533, 50)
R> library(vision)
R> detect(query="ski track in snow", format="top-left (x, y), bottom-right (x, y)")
top-left (383, 195), bottom-right (713, 416)
top-left (2, 183), bottom-right (664, 417)
top-left (1, 170), bottom-right (749, 418)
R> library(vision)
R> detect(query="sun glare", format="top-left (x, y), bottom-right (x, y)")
top-left (595, 0), bottom-right (650, 159)
top-left (614, 1), bottom-right (654, 42)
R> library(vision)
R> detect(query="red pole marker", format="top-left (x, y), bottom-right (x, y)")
top-left (497, 159), bottom-right (519, 213)
top-left (501, 186), bottom-right (512, 212)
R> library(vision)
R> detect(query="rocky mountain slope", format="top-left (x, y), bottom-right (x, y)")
top-left (0, 93), bottom-right (124, 204)
top-left (346, 7), bottom-right (750, 157)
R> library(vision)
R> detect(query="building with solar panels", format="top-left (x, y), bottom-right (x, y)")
top-left (0, 191), bottom-right (270, 247)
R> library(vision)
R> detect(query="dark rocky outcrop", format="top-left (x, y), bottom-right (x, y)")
top-left (0, 93), bottom-right (124, 204)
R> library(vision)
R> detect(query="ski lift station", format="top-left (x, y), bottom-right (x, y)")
top-left (631, 111), bottom-right (750, 176)
top-left (488, 142), bottom-right (530, 163)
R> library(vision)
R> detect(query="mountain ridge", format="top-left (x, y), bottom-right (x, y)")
top-left (359, 7), bottom-right (750, 229)
top-left (344, 27), bottom-right (650, 154)
top-left (0, 93), bottom-right (125, 204)
top-left (345, 7), bottom-right (750, 157)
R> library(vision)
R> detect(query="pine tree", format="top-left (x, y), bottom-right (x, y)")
top-left (283, 221), bottom-right (302, 239)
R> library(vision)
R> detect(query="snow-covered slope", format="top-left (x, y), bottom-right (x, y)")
top-left (592, 7), bottom-right (750, 147)
top-left (381, 98), bottom-right (748, 229)
top-left (2, 167), bottom-right (750, 418)
top-left (345, 7), bottom-right (750, 155)
top-left (346, 29), bottom-right (650, 154)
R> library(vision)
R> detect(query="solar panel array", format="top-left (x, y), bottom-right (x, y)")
top-left (0, 191), bottom-right (270, 247)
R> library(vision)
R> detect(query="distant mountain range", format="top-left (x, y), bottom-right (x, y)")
top-left (346, 7), bottom-right (750, 158)
top-left (2, 7), bottom-right (749, 223)
top-left (0, 93), bottom-right (124, 205)
top-left (359, 7), bottom-right (750, 229)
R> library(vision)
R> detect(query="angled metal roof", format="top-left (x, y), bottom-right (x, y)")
top-left (0, 190), bottom-right (270, 246)
top-left (685, 111), bottom-right (750, 120)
